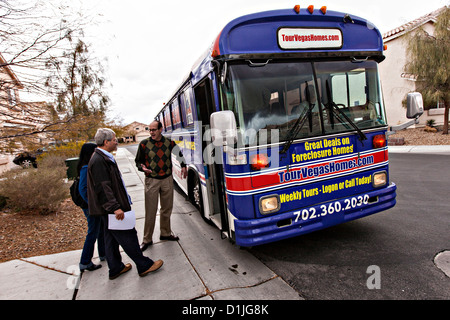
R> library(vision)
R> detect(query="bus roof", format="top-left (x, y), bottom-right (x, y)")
top-left (213, 8), bottom-right (384, 58)
top-left (171, 7), bottom-right (384, 103)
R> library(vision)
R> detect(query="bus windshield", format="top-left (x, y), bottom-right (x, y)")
top-left (220, 60), bottom-right (387, 146)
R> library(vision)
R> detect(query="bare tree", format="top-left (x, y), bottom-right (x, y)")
top-left (0, 0), bottom-right (110, 146)
top-left (45, 39), bottom-right (109, 117)
top-left (0, 0), bottom-right (86, 96)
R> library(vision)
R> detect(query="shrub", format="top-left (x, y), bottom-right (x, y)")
top-left (37, 141), bottom-right (85, 164)
top-left (0, 156), bottom-right (69, 214)
top-left (426, 119), bottom-right (436, 128)
top-left (0, 195), bottom-right (7, 209)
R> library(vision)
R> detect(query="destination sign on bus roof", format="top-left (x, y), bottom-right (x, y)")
top-left (278, 28), bottom-right (343, 50)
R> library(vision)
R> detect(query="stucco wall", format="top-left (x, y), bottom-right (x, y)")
top-left (380, 21), bottom-right (446, 128)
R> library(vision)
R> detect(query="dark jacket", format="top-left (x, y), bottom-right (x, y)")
top-left (87, 149), bottom-right (131, 216)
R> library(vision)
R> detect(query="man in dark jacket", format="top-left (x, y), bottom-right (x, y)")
top-left (88, 128), bottom-right (163, 279)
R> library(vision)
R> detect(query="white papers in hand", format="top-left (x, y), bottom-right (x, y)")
top-left (108, 210), bottom-right (136, 230)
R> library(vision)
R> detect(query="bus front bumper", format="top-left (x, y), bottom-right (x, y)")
top-left (234, 183), bottom-right (397, 247)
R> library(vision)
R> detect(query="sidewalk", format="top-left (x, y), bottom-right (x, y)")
top-left (388, 145), bottom-right (450, 154)
top-left (0, 148), bottom-right (301, 300)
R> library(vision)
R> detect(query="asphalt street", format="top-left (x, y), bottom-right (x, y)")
top-left (248, 152), bottom-right (450, 299)
top-left (125, 144), bottom-right (450, 300)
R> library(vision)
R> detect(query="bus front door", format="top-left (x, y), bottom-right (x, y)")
top-left (194, 77), bottom-right (229, 237)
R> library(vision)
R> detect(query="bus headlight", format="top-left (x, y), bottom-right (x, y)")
top-left (259, 195), bottom-right (280, 214)
top-left (372, 171), bottom-right (387, 188)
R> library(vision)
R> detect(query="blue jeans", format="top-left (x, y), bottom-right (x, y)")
top-left (79, 208), bottom-right (105, 270)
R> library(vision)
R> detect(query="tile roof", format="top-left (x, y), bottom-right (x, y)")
top-left (383, 6), bottom-right (447, 42)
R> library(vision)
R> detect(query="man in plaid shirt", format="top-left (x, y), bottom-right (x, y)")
top-left (135, 120), bottom-right (187, 251)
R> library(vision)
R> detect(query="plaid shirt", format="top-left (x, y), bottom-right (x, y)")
top-left (135, 136), bottom-right (186, 179)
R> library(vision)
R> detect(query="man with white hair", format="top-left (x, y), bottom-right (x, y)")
top-left (87, 128), bottom-right (163, 279)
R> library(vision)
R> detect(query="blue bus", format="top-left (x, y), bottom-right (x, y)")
top-left (155, 6), bottom-right (423, 247)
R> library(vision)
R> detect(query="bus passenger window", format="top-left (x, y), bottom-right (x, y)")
top-left (180, 88), bottom-right (195, 127)
top-left (171, 99), bottom-right (181, 128)
top-left (163, 107), bottom-right (172, 132)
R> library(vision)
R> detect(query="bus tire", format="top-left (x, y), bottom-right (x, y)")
top-left (189, 172), bottom-right (209, 223)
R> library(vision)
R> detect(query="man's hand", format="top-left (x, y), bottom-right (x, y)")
top-left (114, 209), bottom-right (125, 220)
top-left (141, 164), bottom-right (153, 175)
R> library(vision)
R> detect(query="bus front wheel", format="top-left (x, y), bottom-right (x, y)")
top-left (189, 173), bottom-right (209, 223)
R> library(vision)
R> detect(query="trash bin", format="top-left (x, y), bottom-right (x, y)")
top-left (65, 157), bottom-right (79, 180)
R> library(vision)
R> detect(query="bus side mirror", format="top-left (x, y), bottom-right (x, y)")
top-left (406, 92), bottom-right (424, 119)
top-left (390, 92), bottom-right (424, 133)
top-left (210, 111), bottom-right (237, 146)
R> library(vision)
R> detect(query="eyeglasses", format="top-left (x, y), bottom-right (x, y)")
top-left (149, 128), bottom-right (159, 132)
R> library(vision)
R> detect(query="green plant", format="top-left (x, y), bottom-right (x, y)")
top-left (426, 119), bottom-right (436, 128)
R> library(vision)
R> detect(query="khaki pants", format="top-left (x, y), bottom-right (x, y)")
top-left (143, 176), bottom-right (174, 243)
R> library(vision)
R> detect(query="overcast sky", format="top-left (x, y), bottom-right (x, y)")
top-left (75, 0), bottom-right (448, 125)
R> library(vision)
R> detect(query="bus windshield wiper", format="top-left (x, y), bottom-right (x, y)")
top-left (281, 84), bottom-right (315, 154)
top-left (325, 80), bottom-right (367, 144)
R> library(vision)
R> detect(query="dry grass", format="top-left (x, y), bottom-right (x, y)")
top-left (0, 199), bottom-right (86, 263)
top-left (391, 127), bottom-right (450, 145)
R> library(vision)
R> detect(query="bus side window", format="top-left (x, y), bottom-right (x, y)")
top-left (171, 98), bottom-right (182, 129)
top-left (164, 106), bottom-right (172, 132)
top-left (194, 78), bottom-right (215, 126)
top-left (181, 88), bottom-right (195, 127)
top-left (156, 115), bottom-right (165, 132)
top-left (194, 77), bottom-right (216, 154)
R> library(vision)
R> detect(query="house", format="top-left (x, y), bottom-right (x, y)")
top-left (120, 121), bottom-right (150, 143)
top-left (379, 7), bottom-right (448, 128)
top-left (0, 53), bottom-right (51, 173)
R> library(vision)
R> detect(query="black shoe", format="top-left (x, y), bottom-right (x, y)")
top-left (140, 241), bottom-right (153, 252)
top-left (81, 263), bottom-right (102, 272)
top-left (160, 235), bottom-right (179, 241)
